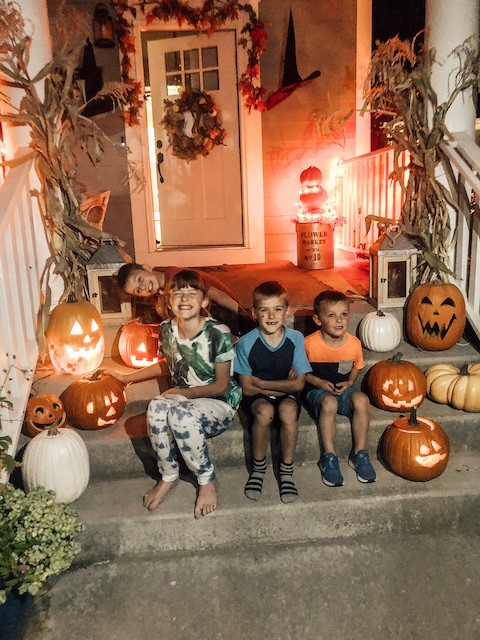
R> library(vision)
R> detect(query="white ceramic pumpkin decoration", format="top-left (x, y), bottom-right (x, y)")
top-left (358, 310), bottom-right (402, 352)
top-left (22, 427), bottom-right (90, 503)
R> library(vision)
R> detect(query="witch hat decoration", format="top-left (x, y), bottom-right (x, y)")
top-left (266, 9), bottom-right (321, 110)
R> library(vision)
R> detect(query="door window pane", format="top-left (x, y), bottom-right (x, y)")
top-left (203, 70), bottom-right (219, 91)
top-left (185, 72), bottom-right (200, 91)
top-left (166, 74), bottom-right (182, 96)
top-left (202, 46), bottom-right (218, 68)
top-left (184, 49), bottom-right (199, 70)
top-left (165, 51), bottom-right (181, 73)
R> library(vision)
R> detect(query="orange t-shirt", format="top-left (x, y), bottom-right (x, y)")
top-left (304, 331), bottom-right (364, 388)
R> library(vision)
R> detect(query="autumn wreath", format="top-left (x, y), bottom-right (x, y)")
top-left (161, 89), bottom-right (227, 162)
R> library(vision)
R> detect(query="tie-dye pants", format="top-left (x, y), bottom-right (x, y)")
top-left (146, 393), bottom-right (235, 485)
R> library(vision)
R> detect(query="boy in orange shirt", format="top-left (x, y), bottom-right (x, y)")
top-left (303, 290), bottom-right (376, 486)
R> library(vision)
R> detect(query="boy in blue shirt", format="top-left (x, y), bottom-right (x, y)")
top-left (235, 281), bottom-right (312, 503)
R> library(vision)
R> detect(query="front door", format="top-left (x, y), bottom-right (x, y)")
top-left (147, 30), bottom-right (243, 248)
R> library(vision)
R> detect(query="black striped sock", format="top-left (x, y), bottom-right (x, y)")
top-left (244, 457), bottom-right (267, 500)
top-left (279, 461), bottom-right (298, 503)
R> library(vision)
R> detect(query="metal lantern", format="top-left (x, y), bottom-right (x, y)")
top-left (93, 3), bottom-right (115, 49)
top-left (87, 240), bottom-right (132, 324)
top-left (369, 226), bottom-right (419, 309)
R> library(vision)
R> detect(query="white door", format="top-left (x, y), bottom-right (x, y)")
top-left (147, 30), bottom-right (243, 248)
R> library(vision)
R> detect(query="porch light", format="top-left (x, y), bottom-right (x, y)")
top-left (86, 239), bottom-right (132, 324)
top-left (369, 225), bottom-right (419, 309)
top-left (93, 3), bottom-right (115, 49)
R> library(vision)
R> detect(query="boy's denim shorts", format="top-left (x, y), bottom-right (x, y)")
top-left (304, 386), bottom-right (357, 421)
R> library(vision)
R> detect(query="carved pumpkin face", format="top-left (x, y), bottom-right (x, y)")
top-left (381, 409), bottom-right (450, 481)
top-left (118, 322), bottom-right (160, 368)
top-left (60, 372), bottom-right (127, 430)
top-left (367, 353), bottom-right (427, 412)
top-left (407, 282), bottom-right (466, 351)
top-left (46, 301), bottom-right (105, 374)
top-left (24, 394), bottom-right (66, 438)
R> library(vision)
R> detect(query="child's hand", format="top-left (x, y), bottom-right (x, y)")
top-left (101, 368), bottom-right (131, 386)
top-left (288, 367), bottom-right (297, 380)
top-left (333, 381), bottom-right (352, 394)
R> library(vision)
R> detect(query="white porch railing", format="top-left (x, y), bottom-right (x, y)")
top-left (338, 146), bottom-right (408, 253)
top-left (0, 156), bottom-right (48, 462)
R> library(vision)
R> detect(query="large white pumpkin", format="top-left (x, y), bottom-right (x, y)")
top-left (22, 427), bottom-right (90, 503)
top-left (358, 310), bottom-right (402, 352)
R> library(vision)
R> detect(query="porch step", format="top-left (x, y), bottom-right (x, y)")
top-left (72, 451), bottom-right (479, 565)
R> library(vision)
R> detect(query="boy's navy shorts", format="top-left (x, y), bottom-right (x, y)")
top-left (304, 386), bottom-right (358, 420)
top-left (242, 393), bottom-right (302, 419)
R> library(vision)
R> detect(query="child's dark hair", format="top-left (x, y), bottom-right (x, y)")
top-left (252, 281), bottom-right (288, 308)
top-left (117, 262), bottom-right (143, 291)
top-left (165, 269), bottom-right (208, 296)
top-left (313, 290), bottom-right (349, 316)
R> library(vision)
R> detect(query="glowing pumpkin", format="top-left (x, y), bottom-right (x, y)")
top-left (381, 407), bottom-right (450, 481)
top-left (299, 166), bottom-right (327, 212)
top-left (358, 310), bottom-right (402, 352)
top-left (366, 352), bottom-right (427, 411)
top-left (300, 166), bottom-right (323, 187)
top-left (406, 282), bottom-right (466, 351)
top-left (46, 300), bottom-right (105, 374)
top-left (425, 362), bottom-right (480, 412)
top-left (60, 371), bottom-right (127, 430)
top-left (23, 393), bottom-right (66, 438)
top-left (22, 427), bottom-right (90, 503)
top-left (118, 321), bottom-right (160, 368)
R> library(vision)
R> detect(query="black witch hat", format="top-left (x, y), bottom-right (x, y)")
top-left (75, 39), bottom-right (114, 118)
top-left (266, 9), bottom-right (321, 110)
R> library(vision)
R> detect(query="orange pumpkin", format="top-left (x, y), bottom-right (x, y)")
top-left (366, 352), bottom-right (427, 412)
top-left (46, 300), bottom-right (105, 374)
top-left (23, 394), bottom-right (66, 438)
top-left (406, 281), bottom-right (466, 351)
top-left (60, 371), bottom-right (126, 430)
top-left (300, 166), bottom-right (323, 187)
top-left (118, 321), bottom-right (160, 368)
top-left (381, 407), bottom-right (450, 481)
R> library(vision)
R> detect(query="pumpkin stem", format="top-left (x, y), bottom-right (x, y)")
top-left (390, 352), bottom-right (404, 363)
top-left (88, 369), bottom-right (104, 381)
top-left (47, 426), bottom-right (60, 436)
top-left (460, 363), bottom-right (469, 375)
top-left (407, 406), bottom-right (419, 426)
top-left (376, 310), bottom-right (385, 317)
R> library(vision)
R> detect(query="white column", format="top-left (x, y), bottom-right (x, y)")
top-left (355, 0), bottom-right (372, 156)
top-left (3, 0), bottom-right (53, 154)
top-left (425, 0), bottom-right (479, 137)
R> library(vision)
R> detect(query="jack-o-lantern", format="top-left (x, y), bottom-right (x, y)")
top-left (381, 406), bottom-right (450, 481)
top-left (366, 352), bottom-right (427, 412)
top-left (60, 371), bottom-right (126, 430)
top-left (46, 300), bottom-right (105, 374)
top-left (406, 282), bottom-right (466, 351)
top-left (118, 321), bottom-right (160, 368)
top-left (23, 393), bottom-right (66, 438)
top-left (299, 165), bottom-right (327, 212)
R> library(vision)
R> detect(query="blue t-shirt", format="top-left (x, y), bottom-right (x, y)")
top-left (234, 327), bottom-right (312, 381)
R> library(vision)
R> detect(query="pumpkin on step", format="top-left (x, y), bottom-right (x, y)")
top-left (22, 427), bottom-right (90, 503)
top-left (358, 310), bottom-right (402, 352)
top-left (406, 281), bottom-right (466, 351)
top-left (366, 352), bottom-right (427, 411)
top-left (425, 362), bottom-right (480, 412)
top-left (60, 371), bottom-right (127, 430)
top-left (380, 407), bottom-right (450, 481)
top-left (118, 321), bottom-right (160, 368)
top-left (23, 393), bottom-right (66, 438)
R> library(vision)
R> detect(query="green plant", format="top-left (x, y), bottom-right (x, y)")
top-left (361, 35), bottom-right (480, 283)
top-left (0, 484), bottom-right (84, 603)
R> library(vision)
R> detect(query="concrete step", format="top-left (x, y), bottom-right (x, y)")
top-left (72, 451), bottom-right (480, 565)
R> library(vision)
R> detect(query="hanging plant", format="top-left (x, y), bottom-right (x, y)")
top-left (161, 89), bottom-right (227, 161)
top-left (112, 0), bottom-right (270, 124)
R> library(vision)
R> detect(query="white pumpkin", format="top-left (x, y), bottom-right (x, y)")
top-left (358, 310), bottom-right (402, 352)
top-left (22, 427), bottom-right (90, 503)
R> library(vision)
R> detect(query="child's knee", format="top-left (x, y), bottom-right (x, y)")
top-left (319, 394), bottom-right (338, 414)
top-left (252, 401), bottom-right (275, 425)
top-left (350, 391), bottom-right (370, 414)
top-left (278, 398), bottom-right (299, 423)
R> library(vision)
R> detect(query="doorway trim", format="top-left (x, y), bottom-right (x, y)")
top-left (124, 8), bottom-right (265, 268)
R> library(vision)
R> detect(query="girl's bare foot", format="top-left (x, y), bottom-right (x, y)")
top-left (143, 478), bottom-right (179, 510)
top-left (194, 480), bottom-right (218, 519)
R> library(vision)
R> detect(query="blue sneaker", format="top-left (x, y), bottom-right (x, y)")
top-left (319, 453), bottom-right (344, 487)
top-left (349, 450), bottom-right (376, 483)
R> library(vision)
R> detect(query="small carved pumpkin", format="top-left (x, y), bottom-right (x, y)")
top-left (406, 282), bottom-right (466, 351)
top-left (425, 362), bottom-right (480, 412)
top-left (60, 371), bottom-right (127, 430)
top-left (24, 393), bottom-right (66, 438)
top-left (366, 352), bottom-right (427, 411)
top-left (46, 300), bottom-right (105, 375)
top-left (118, 321), bottom-right (160, 369)
top-left (22, 427), bottom-right (90, 503)
top-left (381, 407), bottom-right (450, 481)
top-left (358, 310), bottom-right (402, 352)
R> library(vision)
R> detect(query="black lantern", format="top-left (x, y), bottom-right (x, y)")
top-left (93, 3), bottom-right (115, 49)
